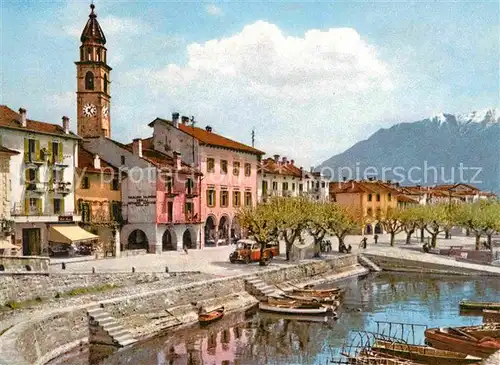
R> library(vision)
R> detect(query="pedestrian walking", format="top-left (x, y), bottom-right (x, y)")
top-left (374, 234), bottom-right (378, 244)
top-left (360, 237), bottom-right (367, 249)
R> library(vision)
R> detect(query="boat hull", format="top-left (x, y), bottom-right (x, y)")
top-left (424, 328), bottom-right (500, 358)
top-left (483, 310), bottom-right (500, 323)
top-left (459, 301), bottom-right (500, 311)
top-left (259, 302), bottom-right (328, 315)
top-left (198, 307), bottom-right (224, 325)
top-left (372, 339), bottom-right (481, 365)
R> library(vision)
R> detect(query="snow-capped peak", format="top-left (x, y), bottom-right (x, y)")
top-left (456, 108), bottom-right (499, 125)
top-left (428, 112), bottom-right (448, 124)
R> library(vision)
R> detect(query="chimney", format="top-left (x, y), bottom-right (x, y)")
top-left (172, 112), bottom-right (180, 127)
top-left (19, 108), bottom-right (27, 127)
top-left (132, 138), bottom-right (143, 158)
top-left (273, 154), bottom-right (280, 163)
top-left (282, 156), bottom-right (287, 165)
top-left (205, 125), bottom-right (212, 132)
top-left (93, 154), bottom-right (101, 169)
top-left (290, 159), bottom-right (294, 166)
top-left (181, 116), bottom-right (189, 125)
top-left (62, 116), bottom-right (70, 134)
top-left (342, 176), bottom-right (347, 182)
top-left (173, 151), bottom-right (182, 170)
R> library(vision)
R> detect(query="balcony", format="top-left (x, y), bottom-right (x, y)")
top-left (24, 152), bottom-right (44, 166)
top-left (26, 182), bottom-right (46, 194)
top-left (49, 182), bottom-right (72, 196)
top-left (171, 213), bottom-right (200, 225)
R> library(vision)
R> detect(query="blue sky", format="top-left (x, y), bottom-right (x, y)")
top-left (1, 0), bottom-right (498, 167)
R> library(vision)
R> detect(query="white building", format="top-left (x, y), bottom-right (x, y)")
top-left (258, 155), bottom-right (329, 202)
top-left (0, 106), bottom-right (85, 256)
top-left (0, 145), bottom-right (19, 255)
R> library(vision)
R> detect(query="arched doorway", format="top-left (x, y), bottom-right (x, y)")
top-left (205, 216), bottom-right (216, 246)
top-left (374, 223), bottom-right (382, 234)
top-left (364, 224), bottom-right (373, 235)
top-left (218, 215), bottom-right (229, 245)
top-left (128, 229), bottom-right (148, 251)
top-left (162, 229), bottom-right (176, 251)
top-left (231, 217), bottom-right (241, 244)
top-left (182, 229), bottom-right (193, 249)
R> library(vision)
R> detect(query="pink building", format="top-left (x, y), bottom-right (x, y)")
top-left (83, 136), bottom-right (203, 253)
top-left (149, 114), bottom-right (264, 247)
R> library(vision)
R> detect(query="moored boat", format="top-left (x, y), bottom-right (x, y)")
top-left (292, 287), bottom-right (342, 297)
top-left (259, 301), bottom-right (329, 315)
top-left (282, 293), bottom-right (340, 305)
top-left (372, 339), bottom-right (482, 364)
top-left (483, 309), bottom-right (500, 323)
top-left (459, 300), bottom-right (500, 311)
top-left (456, 323), bottom-right (500, 339)
top-left (344, 349), bottom-right (420, 364)
top-left (198, 306), bottom-right (224, 325)
top-left (424, 327), bottom-right (500, 358)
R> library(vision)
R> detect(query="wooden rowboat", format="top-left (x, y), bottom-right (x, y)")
top-left (283, 293), bottom-right (340, 305)
top-left (456, 323), bottom-right (500, 339)
top-left (198, 306), bottom-right (224, 325)
top-left (483, 309), bottom-right (500, 323)
top-left (459, 300), bottom-right (500, 311)
top-left (259, 301), bottom-right (328, 315)
top-left (424, 327), bottom-right (500, 358)
top-left (372, 339), bottom-right (482, 364)
top-left (344, 349), bottom-right (419, 364)
top-left (292, 287), bottom-right (342, 297)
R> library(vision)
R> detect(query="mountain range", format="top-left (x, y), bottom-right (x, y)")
top-left (318, 109), bottom-right (500, 193)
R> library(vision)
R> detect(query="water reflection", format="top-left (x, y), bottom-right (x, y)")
top-left (48, 273), bottom-right (500, 365)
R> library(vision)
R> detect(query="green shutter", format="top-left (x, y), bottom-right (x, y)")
top-left (60, 199), bottom-right (65, 215)
top-left (36, 199), bottom-right (42, 215)
top-left (24, 168), bottom-right (30, 186)
top-left (48, 168), bottom-right (54, 188)
top-left (35, 168), bottom-right (40, 183)
top-left (47, 141), bottom-right (53, 164)
top-left (35, 140), bottom-right (40, 161)
top-left (24, 198), bottom-right (29, 215)
top-left (58, 143), bottom-right (63, 163)
top-left (24, 138), bottom-right (29, 162)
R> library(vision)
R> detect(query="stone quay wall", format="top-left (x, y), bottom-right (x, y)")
top-left (0, 255), bottom-right (362, 365)
top-left (0, 255), bottom-right (50, 273)
top-left (0, 272), bottom-right (185, 306)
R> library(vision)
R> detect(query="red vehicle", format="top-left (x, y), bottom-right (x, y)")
top-left (229, 239), bottom-right (278, 264)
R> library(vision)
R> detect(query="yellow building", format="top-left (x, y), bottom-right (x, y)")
top-left (0, 145), bottom-right (19, 255)
top-left (329, 180), bottom-right (415, 234)
top-left (75, 146), bottom-right (123, 256)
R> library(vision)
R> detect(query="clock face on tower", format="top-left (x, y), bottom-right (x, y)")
top-left (83, 103), bottom-right (97, 117)
top-left (102, 105), bottom-right (109, 119)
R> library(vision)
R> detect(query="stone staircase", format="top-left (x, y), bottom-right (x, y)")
top-left (358, 254), bottom-right (382, 272)
top-left (245, 277), bottom-right (282, 298)
top-left (87, 306), bottom-right (137, 348)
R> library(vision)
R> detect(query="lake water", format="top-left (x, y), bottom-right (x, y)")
top-left (49, 273), bottom-right (500, 365)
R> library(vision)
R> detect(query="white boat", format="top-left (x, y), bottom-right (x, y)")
top-left (260, 312), bottom-right (330, 323)
top-left (259, 302), bottom-right (328, 315)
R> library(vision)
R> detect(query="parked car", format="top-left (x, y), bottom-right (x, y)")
top-left (48, 243), bottom-right (76, 257)
top-left (229, 239), bottom-right (273, 264)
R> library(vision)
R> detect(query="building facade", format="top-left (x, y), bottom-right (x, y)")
top-left (0, 106), bottom-right (82, 255)
top-left (150, 115), bottom-right (263, 247)
top-left (258, 155), bottom-right (330, 202)
top-left (75, 146), bottom-right (123, 256)
top-left (0, 145), bottom-right (19, 255)
top-left (83, 136), bottom-right (203, 253)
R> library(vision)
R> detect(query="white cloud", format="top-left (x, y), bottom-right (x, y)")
top-left (206, 4), bottom-right (224, 16)
top-left (127, 21), bottom-right (396, 165)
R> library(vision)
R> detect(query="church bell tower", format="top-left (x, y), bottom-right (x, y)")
top-left (76, 4), bottom-right (112, 138)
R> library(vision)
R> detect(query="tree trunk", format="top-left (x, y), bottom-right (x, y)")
top-left (259, 242), bottom-right (266, 266)
top-left (475, 234), bottom-right (481, 251)
top-left (420, 227), bottom-right (425, 243)
top-left (337, 235), bottom-right (344, 251)
top-left (445, 229), bottom-right (450, 239)
top-left (465, 228), bottom-right (470, 237)
top-left (431, 233), bottom-right (438, 248)
top-left (285, 241), bottom-right (293, 261)
top-left (487, 233), bottom-right (492, 247)
top-left (405, 229), bottom-right (414, 245)
top-left (390, 232), bottom-right (396, 246)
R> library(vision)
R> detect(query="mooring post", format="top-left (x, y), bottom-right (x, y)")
top-left (92, 266), bottom-right (95, 274)
top-left (62, 262), bottom-right (66, 270)
top-left (132, 266), bottom-right (135, 273)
